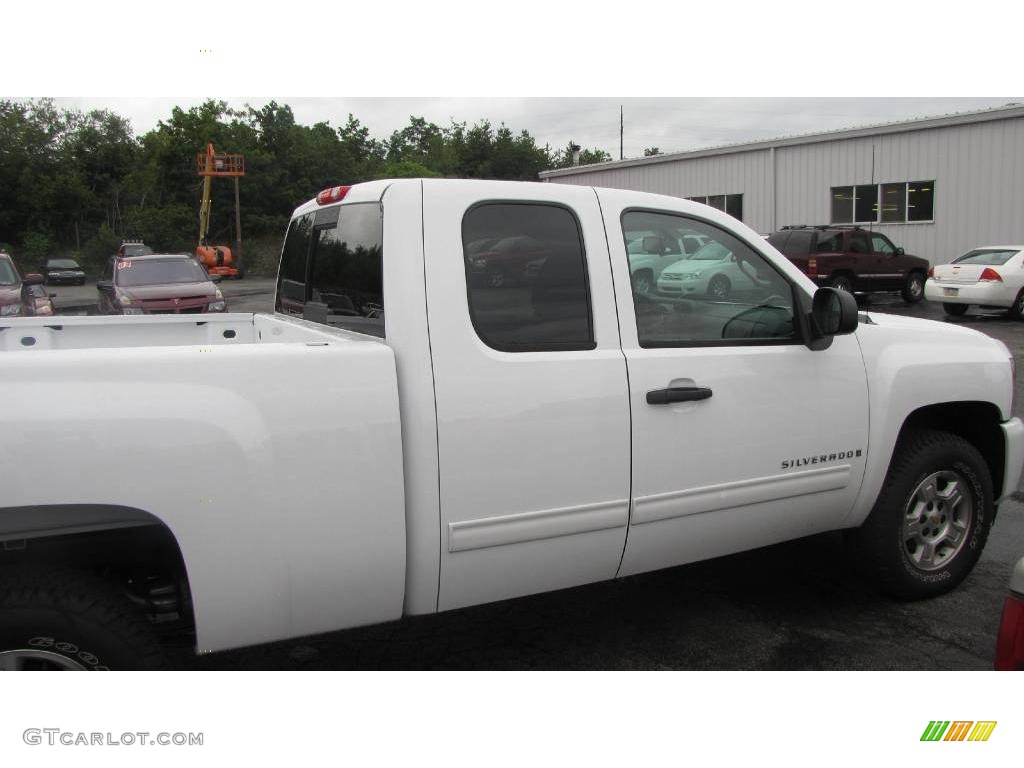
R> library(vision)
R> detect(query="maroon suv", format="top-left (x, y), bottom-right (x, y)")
top-left (97, 254), bottom-right (226, 315)
top-left (768, 226), bottom-right (929, 303)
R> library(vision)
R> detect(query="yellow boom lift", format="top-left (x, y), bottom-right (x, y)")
top-left (195, 143), bottom-right (245, 278)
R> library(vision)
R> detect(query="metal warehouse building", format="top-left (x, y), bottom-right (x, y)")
top-left (539, 103), bottom-right (1024, 266)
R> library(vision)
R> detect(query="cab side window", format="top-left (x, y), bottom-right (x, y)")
top-left (462, 203), bottom-right (593, 352)
top-left (622, 210), bottom-right (795, 347)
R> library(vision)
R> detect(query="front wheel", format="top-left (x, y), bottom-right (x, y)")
top-left (0, 568), bottom-right (170, 670)
top-left (707, 274), bottom-right (731, 300)
top-left (901, 272), bottom-right (925, 303)
top-left (848, 430), bottom-right (993, 600)
top-left (943, 303), bottom-right (968, 317)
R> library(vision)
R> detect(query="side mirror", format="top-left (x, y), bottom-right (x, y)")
top-left (209, 274), bottom-right (222, 283)
top-left (803, 287), bottom-right (858, 350)
top-left (96, 280), bottom-right (113, 292)
top-left (23, 273), bottom-right (44, 286)
top-left (895, 247), bottom-right (905, 256)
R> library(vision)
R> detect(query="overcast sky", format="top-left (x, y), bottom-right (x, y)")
top-left (47, 97), bottom-right (1021, 160)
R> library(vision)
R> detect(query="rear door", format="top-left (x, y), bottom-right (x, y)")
top-left (598, 190), bottom-right (869, 577)
top-left (423, 180), bottom-right (631, 611)
top-left (848, 231), bottom-right (875, 289)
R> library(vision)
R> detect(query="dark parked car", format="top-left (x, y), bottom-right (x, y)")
top-left (41, 256), bottom-right (87, 286)
top-left (97, 254), bottom-right (226, 315)
top-left (768, 225), bottom-right (929, 303)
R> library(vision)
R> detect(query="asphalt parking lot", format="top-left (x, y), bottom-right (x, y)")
top-left (48, 281), bottom-right (1024, 669)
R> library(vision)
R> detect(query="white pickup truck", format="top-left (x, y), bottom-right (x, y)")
top-left (2, 179), bottom-right (1022, 670)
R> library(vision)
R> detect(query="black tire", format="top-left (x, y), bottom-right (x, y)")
top-left (943, 303), bottom-right (968, 317)
top-left (901, 271), bottom-right (926, 303)
top-left (848, 429), bottom-right (993, 601)
top-left (707, 274), bottom-right (731, 299)
top-left (631, 270), bottom-right (653, 295)
top-left (1008, 289), bottom-right (1024, 320)
top-left (0, 568), bottom-right (170, 670)
top-left (828, 273), bottom-right (854, 293)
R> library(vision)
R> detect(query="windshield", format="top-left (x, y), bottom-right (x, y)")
top-left (122, 244), bottom-right (154, 257)
top-left (952, 249), bottom-right (1020, 266)
top-left (115, 258), bottom-right (210, 286)
top-left (689, 242), bottom-right (732, 261)
top-left (47, 258), bottom-right (80, 269)
top-left (0, 259), bottom-right (17, 285)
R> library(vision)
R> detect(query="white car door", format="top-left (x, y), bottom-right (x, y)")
top-left (423, 180), bottom-right (631, 611)
top-left (597, 190), bottom-right (870, 576)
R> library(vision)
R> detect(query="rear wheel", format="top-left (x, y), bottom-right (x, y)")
top-left (1008, 289), bottom-right (1024, 320)
top-left (901, 272), bottom-right (926, 303)
top-left (0, 568), bottom-right (170, 670)
top-left (943, 303), bottom-right (968, 317)
top-left (848, 429), bottom-right (993, 600)
top-left (828, 274), bottom-right (854, 293)
top-left (631, 270), bottom-right (653, 295)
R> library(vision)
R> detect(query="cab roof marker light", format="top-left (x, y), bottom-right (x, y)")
top-left (316, 185), bottom-right (352, 206)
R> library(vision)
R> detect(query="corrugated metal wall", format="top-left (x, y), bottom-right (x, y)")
top-left (548, 116), bottom-right (1024, 265)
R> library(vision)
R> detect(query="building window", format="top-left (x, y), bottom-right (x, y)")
top-left (831, 181), bottom-right (934, 224)
top-left (686, 193), bottom-right (743, 221)
top-left (907, 181), bottom-right (934, 221)
top-left (880, 183), bottom-right (906, 223)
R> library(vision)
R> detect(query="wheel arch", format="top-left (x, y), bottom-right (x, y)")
top-left (0, 505), bottom-right (195, 633)
top-left (895, 401), bottom-right (1005, 504)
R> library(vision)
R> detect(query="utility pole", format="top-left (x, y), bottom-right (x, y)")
top-left (620, 105), bottom-right (624, 160)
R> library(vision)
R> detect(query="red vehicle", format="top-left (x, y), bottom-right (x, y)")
top-left (22, 282), bottom-right (55, 316)
top-left (768, 225), bottom-right (929, 302)
top-left (466, 234), bottom-right (553, 287)
top-left (0, 252), bottom-right (50, 318)
top-left (996, 556), bottom-right (1024, 670)
top-left (97, 254), bottom-right (226, 315)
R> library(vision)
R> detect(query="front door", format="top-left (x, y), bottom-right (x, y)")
top-left (870, 232), bottom-right (904, 290)
top-left (598, 190), bottom-right (870, 577)
top-left (424, 181), bottom-right (631, 611)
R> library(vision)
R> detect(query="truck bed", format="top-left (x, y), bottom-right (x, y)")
top-left (0, 312), bottom-right (354, 351)
top-left (1, 311), bottom-right (407, 651)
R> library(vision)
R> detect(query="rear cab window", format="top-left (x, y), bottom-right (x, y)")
top-left (461, 202), bottom-right (593, 352)
top-left (275, 202), bottom-right (385, 338)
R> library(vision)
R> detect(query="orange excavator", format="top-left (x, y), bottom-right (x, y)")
top-left (195, 143), bottom-right (245, 278)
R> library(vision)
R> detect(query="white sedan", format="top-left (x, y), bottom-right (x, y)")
top-left (656, 241), bottom-right (761, 299)
top-left (924, 246), bottom-right (1024, 317)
